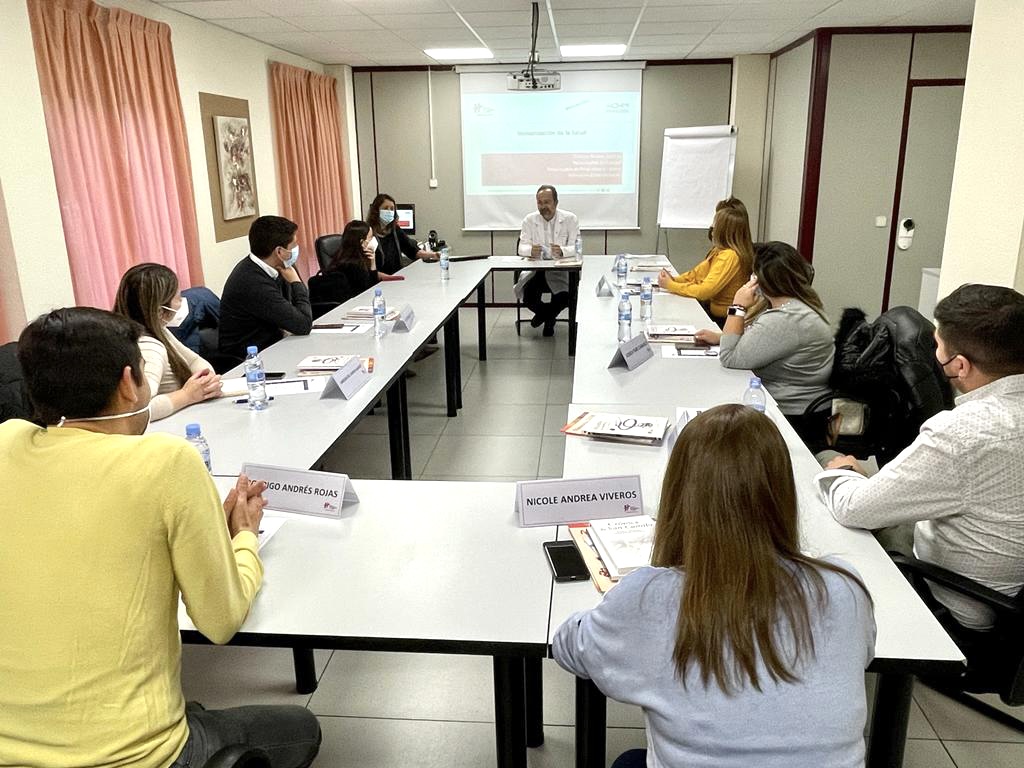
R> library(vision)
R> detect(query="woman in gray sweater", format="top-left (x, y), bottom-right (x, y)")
top-left (696, 241), bottom-right (834, 445)
top-left (553, 406), bottom-right (875, 768)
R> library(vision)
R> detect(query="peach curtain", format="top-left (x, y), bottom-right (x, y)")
top-left (270, 62), bottom-right (352, 278)
top-left (27, 0), bottom-right (202, 309)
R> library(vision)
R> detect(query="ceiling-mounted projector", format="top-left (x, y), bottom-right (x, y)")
top-left (507, 69), bottom-right (561, 91)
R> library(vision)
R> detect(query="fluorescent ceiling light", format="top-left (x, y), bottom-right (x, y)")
top-left (425, 47), bottom-right (493, 60)
top-left (560, 44), bottom-right (627, 58)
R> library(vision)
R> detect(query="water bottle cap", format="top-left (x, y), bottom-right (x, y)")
top-left (749, 376), bottom-right (762, 387)
top-left (374, 287), bottom-right (382, 295)
top-left (185, 423), bottom-right (201, 437)
top-left (642, 276), bottom-right (651, 284)
top-left (621, 292), bottom-right (630, 300)
top-left (246, 346), bottom-right (258, 355)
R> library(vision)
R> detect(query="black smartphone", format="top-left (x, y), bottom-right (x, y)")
top-left (265, 371), bottom-right (287, 380)
top-left (543, 540), bottom-right (589, 582)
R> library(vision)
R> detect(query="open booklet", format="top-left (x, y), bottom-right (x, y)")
top-left (562, 411), bottom-right (670, 445)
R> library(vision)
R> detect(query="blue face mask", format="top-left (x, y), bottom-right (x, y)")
top-left (282, 244), bottom-right (300, 269)
top-left (379, 209), bottom-right (395, 225)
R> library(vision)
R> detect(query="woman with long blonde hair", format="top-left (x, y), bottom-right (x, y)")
top-left (659, 201), bottom-right (755, 322)
top-left (553, 405), bottom-right (875, 768)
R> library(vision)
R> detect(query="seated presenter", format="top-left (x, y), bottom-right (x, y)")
top-left (113, 263), bottom-right (222, 420)
top-left (309, 220), bottom-right (380, 309)
top-left (553, 404), bottom-right (875, 768)
top-left (517, 184), bottom-right (580, 337)
top-left (0, 307), bottom-right (320, 768)
top-left (659, 203), bottom-right (754, 323)
top-left (367, 193), bottom-right (439, 274)
top-left (219, 215), bottom-right (313, 361)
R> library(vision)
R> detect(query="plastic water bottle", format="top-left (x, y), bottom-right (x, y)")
top-left (372, 287), bottom-right (387, 339)
top-left (615, 253), bottom-right (628, 288)
top-left (743, 376), bottom-right (767, 413)
top-left (439, 246), bottom-right (450, 281)
top-left (617, 292), bottom-right (633, 342)
top-left (575, 234), bottom-right (583, 258)
top-left (243, 346), bottom-right (269, 410)
top-left (640, 277), bottom-right (653, 323)
top-left (185, 423), bottom-right (211, 472)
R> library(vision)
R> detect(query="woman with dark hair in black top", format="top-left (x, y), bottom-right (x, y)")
top-left (308, 220), bottom-right (380, 308)
top-left (366, 193), bottom-right (440, 274)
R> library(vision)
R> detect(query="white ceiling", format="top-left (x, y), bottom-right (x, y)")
top-left (153, 0), bottom-right (975, 67)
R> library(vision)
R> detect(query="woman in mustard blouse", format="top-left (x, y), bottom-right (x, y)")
top-left (659, 203), bottom-right (754, 322)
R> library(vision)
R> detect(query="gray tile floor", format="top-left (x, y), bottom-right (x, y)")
top-left (181, 308), bottom-right (1024, 766)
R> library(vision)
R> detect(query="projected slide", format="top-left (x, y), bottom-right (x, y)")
top-left (460, 70), bottom-right (642, 230)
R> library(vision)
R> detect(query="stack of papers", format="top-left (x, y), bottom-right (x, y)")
top-left (562, 411), bottom-right (669, 445)
top-left (296, 355), bottom-right (375, 374)
top-left (643, 324), bottom-right (699, 343)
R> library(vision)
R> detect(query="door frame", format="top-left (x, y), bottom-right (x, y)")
top-left (881, 76), bottom-right (965, 311)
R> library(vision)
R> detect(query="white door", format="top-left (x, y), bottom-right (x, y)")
top-left (885, 85), bottom-right (964, 310)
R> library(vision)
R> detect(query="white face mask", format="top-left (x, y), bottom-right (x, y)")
top-left (161, 296), bottom-right (189, 328)
top-left (57, 402), bottom-right (151, 432)
top-left (282, 244), bottom-right (300, 269)
top-left (367, 236), bottom-right (379, 252)
top-left (379, 209), bottom-right (395, 225)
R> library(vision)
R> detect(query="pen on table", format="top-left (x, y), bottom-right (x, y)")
top-left (233, 396), bottom-right (275, 404)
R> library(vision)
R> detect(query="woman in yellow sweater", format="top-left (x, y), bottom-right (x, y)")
top-left (658, 204), bottom-right (754, 322)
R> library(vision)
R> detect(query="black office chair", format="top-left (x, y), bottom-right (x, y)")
top-left (891, 554), bottom-right (1024, 731)
top-left (202, 746), bottom-right (271, 768)
top-left (512, 237), bottom-right (570, 335)
top-left (314, 234), bottom-right (342, 274)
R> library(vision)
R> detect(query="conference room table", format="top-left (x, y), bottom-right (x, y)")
top-left (554, 254), bottom-right (966, 768)
top-left (150, 258), bottom-right (493, 479)
top-left (183, 478), bottom-right (554, 768)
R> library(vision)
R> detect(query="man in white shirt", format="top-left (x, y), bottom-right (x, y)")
top-left (816, 284), bottom-right (1024, 635)
top-left (516, 185), bottom-right (580, 337)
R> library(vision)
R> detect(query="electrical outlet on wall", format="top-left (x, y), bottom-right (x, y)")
top-left (875, 215), bottom-right (887, 227)
top-left (429, 178), bottom-right (438, 189)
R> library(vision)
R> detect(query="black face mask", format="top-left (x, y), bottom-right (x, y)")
top-left (938, 355), bottom-right (962, 381)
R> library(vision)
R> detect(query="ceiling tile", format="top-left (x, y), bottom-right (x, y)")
top-left (162, 1), bottom-right (267, 20)
top-left (460, 11), bottom-right (532, 27)
top-left (394, 31), bottom-right (482, 47)
top-left (635, 22), bottom-right (720, 36)
top-left (255, 31), bottom-right (327, 48)
top-left (889, 0), bottom-right (975, 25)
top-left (627, 45), bottom-right (699, 56)
top-left (728, 1), bottom-right (834, 20)
top-left (251, 0), bottom-right (362, 14)
top-left (629, 34), bottom-right (706, 48)
top-left (541, 0), bottom-right (646, 7)
top-left (315, 29), bottom-right (414, 51)
top-left (449, 0), bottom-right (547, 10)
top-left (365, 12), bottom-right (468, 29)
top-left (475, 26), bottom-right (553, 41)
top-left (552, 9), bottom-right (645, 25)
top-left (343, 0), bottom-right (450, 13)
top-left (211, 16), bottom-right (305, 34)
top-left (642, 5), bottom-right (735, 23)
top-left (287, 15), bottom-right (384, 31)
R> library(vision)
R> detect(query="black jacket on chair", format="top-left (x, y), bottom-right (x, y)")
top-left (308, 263), bottom-right (379, 307)
top-left (375, 227), bottom-right (420, 275)
top-left (218, 257), bottom-right (312, 359)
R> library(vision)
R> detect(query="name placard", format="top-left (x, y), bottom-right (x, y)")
top-left (241, 463), bottom-right (359, 518)
top-left (608, 333), bottom-right (654, 370)
top-left (392, 303), bottom-right (416, 332)
top-left (595, 275), bottom-right (615, 297)
top-left (320, 356), bottom-right (371, 400)
top-left (515, 475), bottom-right (644, 527)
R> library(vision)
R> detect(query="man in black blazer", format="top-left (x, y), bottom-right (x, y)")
top-left (219, 216), bottom-right (313, 360)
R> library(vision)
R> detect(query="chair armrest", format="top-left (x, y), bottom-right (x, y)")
top-left (891, 554), bottom-right (1022, 617)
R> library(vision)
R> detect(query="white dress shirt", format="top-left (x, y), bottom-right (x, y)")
top-left (815, 374), bottom-right (1024, 629)
top-left (249, 253), bottom-right (279, 279)
top-left (516, 208), bottom-right (580, 296)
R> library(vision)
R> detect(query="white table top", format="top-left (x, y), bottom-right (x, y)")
top-left (181, 479), bottom-right (555, 652)
top-left (150, 259), bottom-right (490, 474)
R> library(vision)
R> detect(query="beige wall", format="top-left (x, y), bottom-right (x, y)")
top-left (939, 0), bottom-right (1024, 297)
top-left (761, 40), bottom-right (813, 244)
top-left (353, 63), bottom-right (732, 300)
top-left (0, 0), bottom-right (327, 326)
top-left (729, 55), bottom-right (771, 237)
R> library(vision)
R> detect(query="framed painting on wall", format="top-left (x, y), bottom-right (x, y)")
top-left (214, 115), bottom-right (256, 220)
